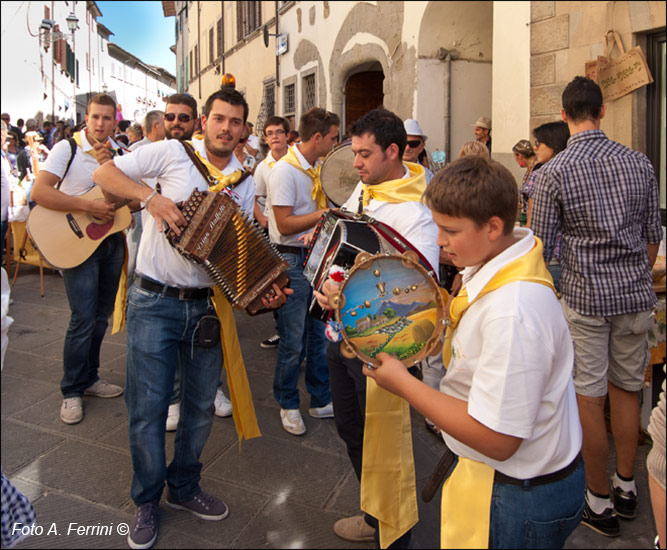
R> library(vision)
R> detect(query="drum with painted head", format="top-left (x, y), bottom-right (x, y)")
top-left (328, 251), bottom-right (447, 368)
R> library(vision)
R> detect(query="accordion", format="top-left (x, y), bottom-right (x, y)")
top-left (166, 189), bottom-right (289, 315)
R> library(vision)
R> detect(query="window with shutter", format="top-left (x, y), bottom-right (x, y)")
top-left (217, 18), bottom-right (223, 58)
top-left (303, 74), bottom-right (316, 112)
top-left (209, 27), bottom-right (214, 63)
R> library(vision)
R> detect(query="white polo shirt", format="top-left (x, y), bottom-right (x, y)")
top-left (113, 138), bottom-right (255, 288)
top-left (341, 167), bottom-right (441, 275)
top-left (41, 132), bottom-right (123, 197)
top-left (254, 150), bottom-right (281, 218)
top-left (267, 145), bottom-right (322, 247)
top-left (440, 227), bottom-right (582, 478)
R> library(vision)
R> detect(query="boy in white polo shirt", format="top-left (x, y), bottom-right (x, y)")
top-left (365, 156), bottom-right (584, 549)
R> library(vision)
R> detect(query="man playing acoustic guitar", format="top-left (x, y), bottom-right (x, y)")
top-left (31, 93), bottom-right (131, 425)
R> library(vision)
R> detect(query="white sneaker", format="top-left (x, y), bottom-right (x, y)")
top-left (308, 401), bottom-right (334, 418)
top-left (60, 397), bottom-right (83, 424)
top-left (280, 408), bottom-right (306, 435)
top-left (214, 388), bottom-right (233, 417)
top-left (166, 403), bottom-right (180, 432)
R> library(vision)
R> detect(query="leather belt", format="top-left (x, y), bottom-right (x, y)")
top-left (276, 244), bottom-right (306, 255)
top-left (135, 276), bottom-right (212, 301)
top-left (494, 453), bottom-right (581, 487)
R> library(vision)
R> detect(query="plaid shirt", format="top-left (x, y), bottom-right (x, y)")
top-left (531, 130), bottom-right (661, 316)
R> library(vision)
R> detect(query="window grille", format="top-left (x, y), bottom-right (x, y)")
top-left (303, 74), bottom-right (316, 112)
top-left (284, 83), bottom-right (295, 115)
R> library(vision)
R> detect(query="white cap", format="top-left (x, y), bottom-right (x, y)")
top-left (403, 119), bottom-right (427, 140)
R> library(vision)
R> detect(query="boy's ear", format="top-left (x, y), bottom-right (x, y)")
top-left (487, 216), bottom-right (505, 240)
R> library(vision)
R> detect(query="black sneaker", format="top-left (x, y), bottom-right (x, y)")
top-left (581, 503), bottom-right (620, 537)
top-left (611, 484), bottom-right (637, 519)
top-left (260, 334), bottom-right (280, 349)
top-left (128, 502), bottom-right (159, 549)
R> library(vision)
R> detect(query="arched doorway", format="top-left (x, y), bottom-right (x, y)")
top-left (344, 63), bottom-right (384, 136)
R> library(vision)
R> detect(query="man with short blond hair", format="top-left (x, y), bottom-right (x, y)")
top-left (31, 93), bottom-right (127, 426)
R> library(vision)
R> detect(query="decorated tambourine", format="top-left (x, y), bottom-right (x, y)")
top-left (328, 251), bottom-right (447, 368)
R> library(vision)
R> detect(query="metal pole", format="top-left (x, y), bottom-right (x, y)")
top-left (51, 0), bottom-right (55, 122)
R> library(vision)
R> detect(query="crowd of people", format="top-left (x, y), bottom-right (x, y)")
top-left (0, 74), bottom-right (664, 550)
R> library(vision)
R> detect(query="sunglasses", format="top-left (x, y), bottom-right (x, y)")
top-left (406, 139), bottom-right (423, 148)
top-left (164, 113), bottom-right (192, 122)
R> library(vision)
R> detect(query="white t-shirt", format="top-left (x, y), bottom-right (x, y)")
top-left (254, 150), bottom-right (281, 217)
top-left (440, 227), bottom-right (582, 478)
top-left (340, 167), bottom-right (440, 275)
top-left (41, 132), bottom-right (122, 197)
top-left (267, 145), bottom-right (322, 247)
top-left (113, 138), bottom-right (255, 288)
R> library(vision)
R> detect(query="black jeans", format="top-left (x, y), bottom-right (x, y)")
top-left (327, 342), bottom-right (412, 549)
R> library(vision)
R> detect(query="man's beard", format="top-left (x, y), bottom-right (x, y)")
top-left (166, 126), bottom-right (193, 140)
top-left (204, 132), bottom-right (234, 159)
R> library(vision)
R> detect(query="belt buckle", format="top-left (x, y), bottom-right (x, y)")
top-left (178, 287), bottom-right (188, 300)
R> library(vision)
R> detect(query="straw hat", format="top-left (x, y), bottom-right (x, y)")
top-left (473, 117), bottom-right (492, 130)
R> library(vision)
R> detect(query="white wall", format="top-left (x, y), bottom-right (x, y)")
top-left (491, 0), bottom-right (531, 178)
top-left (450, 60), bottom-right (493, 158)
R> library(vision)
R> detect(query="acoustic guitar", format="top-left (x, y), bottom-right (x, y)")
top-left (27, 186), bottom-right (132, 269)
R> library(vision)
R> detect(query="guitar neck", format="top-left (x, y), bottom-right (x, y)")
top-left (114, 198), bottom-right (131, 211)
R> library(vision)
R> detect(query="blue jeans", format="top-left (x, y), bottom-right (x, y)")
top-left (488, 458), bottom-right (585, 548)
top-left (273, 251), bottom-right (331, 410)
top-left (125, 282), bottom-right (222, 505)
top-left (61, 233), bottom-right (125, 397)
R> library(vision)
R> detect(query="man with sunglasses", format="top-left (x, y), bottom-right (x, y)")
top-left (403, 118), bottom-right (433, 184)
top-left (164, 94), bottom-right (198, 141)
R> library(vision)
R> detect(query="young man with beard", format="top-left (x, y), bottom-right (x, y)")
top-left (315, 108), bottom-right (440, 548)
top-left (93, 87), bottom-right (289, 549)
top-left (31, 94), bottom-right (127, 426)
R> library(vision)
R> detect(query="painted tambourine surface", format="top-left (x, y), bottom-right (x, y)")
top-left (329, 252), bottom-right (447, 368)
top-left (320, 140), bottom-right (359, 207)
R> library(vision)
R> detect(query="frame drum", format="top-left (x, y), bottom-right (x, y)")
top-left (329, 252), bottom-right (447, 368)
top-left (320, 141), bottom-right (359, 207)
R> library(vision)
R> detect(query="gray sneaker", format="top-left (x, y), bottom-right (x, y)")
top-left (84, 379), bottom-right (123, 398)
top-left (60, 397), bottom-right (83, 424)
top-left (166, 491), bottom-right (229, 521)
top-left (127, 502), bottom-right (159, 549)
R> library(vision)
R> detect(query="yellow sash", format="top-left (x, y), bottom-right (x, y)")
top-left (211, 287), bottom-right (261, 445)
top-left (441, 457), bottom-right (495, 548)
top-left (72, 131), bottom-right (119, 160)
top-left (280, 145), bottom-right (327, 209)
top-left (361, 162), bottom-right (426, 207)
top-left (190, 136), bottom-right (243, 193)
top-left (440, 236), bottom-right (555, 548)
top-left (443, 237), bottom-right (555, 366)
top-left (361, 379), bottom-right (418, 548)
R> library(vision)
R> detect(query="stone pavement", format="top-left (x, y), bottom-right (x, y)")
top-left (1, 265), bottom-right (658, 549)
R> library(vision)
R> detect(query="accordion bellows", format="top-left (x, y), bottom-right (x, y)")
top-left (166, 190), bottom-right (289, 315)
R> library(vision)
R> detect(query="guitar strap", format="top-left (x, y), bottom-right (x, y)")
top-left (55, 138), bottom-right (78, 190)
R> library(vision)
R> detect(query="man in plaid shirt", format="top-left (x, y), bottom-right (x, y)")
top-left (532, 76), bottom-right (661, 538)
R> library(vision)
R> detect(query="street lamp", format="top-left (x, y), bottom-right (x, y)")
top-left (39, 11), bottom-right (79, 47)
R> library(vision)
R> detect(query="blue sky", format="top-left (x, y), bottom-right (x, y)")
top-left (97, 1), bottom-right (176, 74)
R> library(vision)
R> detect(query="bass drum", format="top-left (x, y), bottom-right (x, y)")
top-left (320, 140), bottom-right (359, 207)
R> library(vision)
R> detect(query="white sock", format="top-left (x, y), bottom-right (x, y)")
top-left (586, 488), bottom-right (612, 514)
top-left (611, 472), bottom-right (637, 495)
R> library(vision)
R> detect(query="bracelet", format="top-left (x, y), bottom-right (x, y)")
top-left (142, 189), bottom-right (158, 208)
